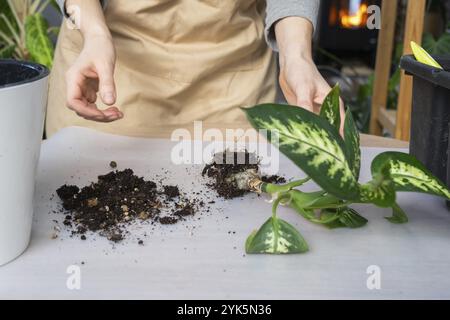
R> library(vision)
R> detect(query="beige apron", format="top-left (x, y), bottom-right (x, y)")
top-left (46, 0), bottom-right (277, 137)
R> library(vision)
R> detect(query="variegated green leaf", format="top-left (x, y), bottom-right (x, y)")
top-left (25, 13), bottom-right (54, 68)
top-left (245, 216), bottom-right (309, 254)
top-left (386, 203), bottom-right (409, 224)
top-left (360, 163), bottom-right (396, 207)
top-left (291, 197), bottom-right (344, 227)
top-left (372, 152), bottom-right (450, 199)
top-left (344, 108), bottom-right (361, 180)
top-left (245, 230), bottom-right (258, 252)
top-left (305, 193), bottom-right (342, 209)
top-left (319, 84), bottom-right (341, 129)
top-left (319, 207), bottom-right (367, 229)
top-left (244, 104), bottom-right (360, 200)
top-left (288, 190), bottom-right (333, 209)
top-left (289, 189), bottom-right (366, 228)
top-left (338, 207), bottom-right (368, 228)
top-left (318, 209), bottom-right (345, 229)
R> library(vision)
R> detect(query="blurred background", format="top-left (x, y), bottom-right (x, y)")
top-left (313, 0), bottom-right (450, 134)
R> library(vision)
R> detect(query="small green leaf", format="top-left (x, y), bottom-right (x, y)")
top-left (319, 84), bottom-right (341, 129)
top-left (25, 13), bottom-right (54, 68)
top-left (245, 216), bottom-right (309, 254)
top-left (338, 207), bottom-right (368, 228)
top-left (385, 203), bottom-right (409, 224)
top-left (344, 108), bottom-right (361, 180)
top-left (0, 44), bottom-right (15, 58)
top-left (360, 163), bottom-right (396, 207)
top-left (243, 104), bottom-right (360, 200)
top-left (371, 152), bottom-right (450, 199)
top-left (319, 207), bottom-right (367, 229)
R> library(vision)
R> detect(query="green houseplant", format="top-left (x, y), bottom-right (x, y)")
top-left (240, 85), bottom-right (450, 254)
top-left (0, 0), bottom-right (58, 67)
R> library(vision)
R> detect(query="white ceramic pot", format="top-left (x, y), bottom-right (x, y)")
top-left (0, 60), bottom-right (49, 266)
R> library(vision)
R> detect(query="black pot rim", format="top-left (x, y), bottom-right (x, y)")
top-left (400, 54), bottom-right (450, 90)
top-left (0, 59), bottom-right (50, 89)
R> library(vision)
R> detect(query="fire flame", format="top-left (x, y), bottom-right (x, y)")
top-left (340, 3), bottom-right (368, 28)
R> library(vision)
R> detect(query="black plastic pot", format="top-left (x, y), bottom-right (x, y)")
top-left (400, 55), bottom-right (450, 208)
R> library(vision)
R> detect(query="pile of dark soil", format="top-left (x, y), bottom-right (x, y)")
top-left (56, 168), bottom-right (199, 242)
top-left (202, 151), bottom-right (285, 198)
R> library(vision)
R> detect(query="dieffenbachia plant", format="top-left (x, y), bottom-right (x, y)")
top-left (242, 84), bottom-right (450, 254)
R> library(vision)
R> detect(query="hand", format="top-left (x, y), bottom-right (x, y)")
top-left (65, 33), bottom-right (123, 122)
top-left (275, 17), bottom-right (345, 134)
top-left (279, 56), bottom-right (332, 113)
top-left (279, 56), bottom-right (345, 131)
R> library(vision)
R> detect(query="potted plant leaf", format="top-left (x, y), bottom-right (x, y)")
top-left (0, 0), bottom-right (58, 67)
top-left (217, 85), bottom-right (450, 254)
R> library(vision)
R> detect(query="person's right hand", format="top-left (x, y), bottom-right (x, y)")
top-left (65, 34), bottom-right (123, 122)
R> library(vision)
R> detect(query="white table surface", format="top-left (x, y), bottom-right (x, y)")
top-left (1, 126), bottom-right (450, 300)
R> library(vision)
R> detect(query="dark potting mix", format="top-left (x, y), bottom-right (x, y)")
top-left (56, 167), bottom-right (200, 243)
top-left (55, 152), bottom-right (284, 243)
top-left (202, 151), bottom-right (285, 199)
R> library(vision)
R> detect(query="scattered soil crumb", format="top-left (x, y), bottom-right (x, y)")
top-left (159, 216), bottom-right (179, 225)
top-left (163, 185), bottom-right (180, 198)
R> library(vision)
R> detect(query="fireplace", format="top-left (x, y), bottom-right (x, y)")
top-left (317, 0), bottom-right (381, 58)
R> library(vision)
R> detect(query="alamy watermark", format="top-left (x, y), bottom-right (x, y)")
top-left (66, 265), bottom-right (81, 290)
top-left (170, 121), bottom-right (280, 174)
top-left (366, 5), bottom-right (381, 30)
top-left (366, 265), bottom-right (381, 290)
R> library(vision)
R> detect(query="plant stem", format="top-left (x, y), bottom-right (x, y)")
top-left (305, 201), bottom-right (352, 210)
top-left (271, 193), bottom-right (291, 219)
top-left (262, 177), bottom-right (311, 194)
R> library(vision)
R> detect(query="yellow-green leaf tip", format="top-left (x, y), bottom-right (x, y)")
top-left (410, 41), bottom-right (443, 69)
